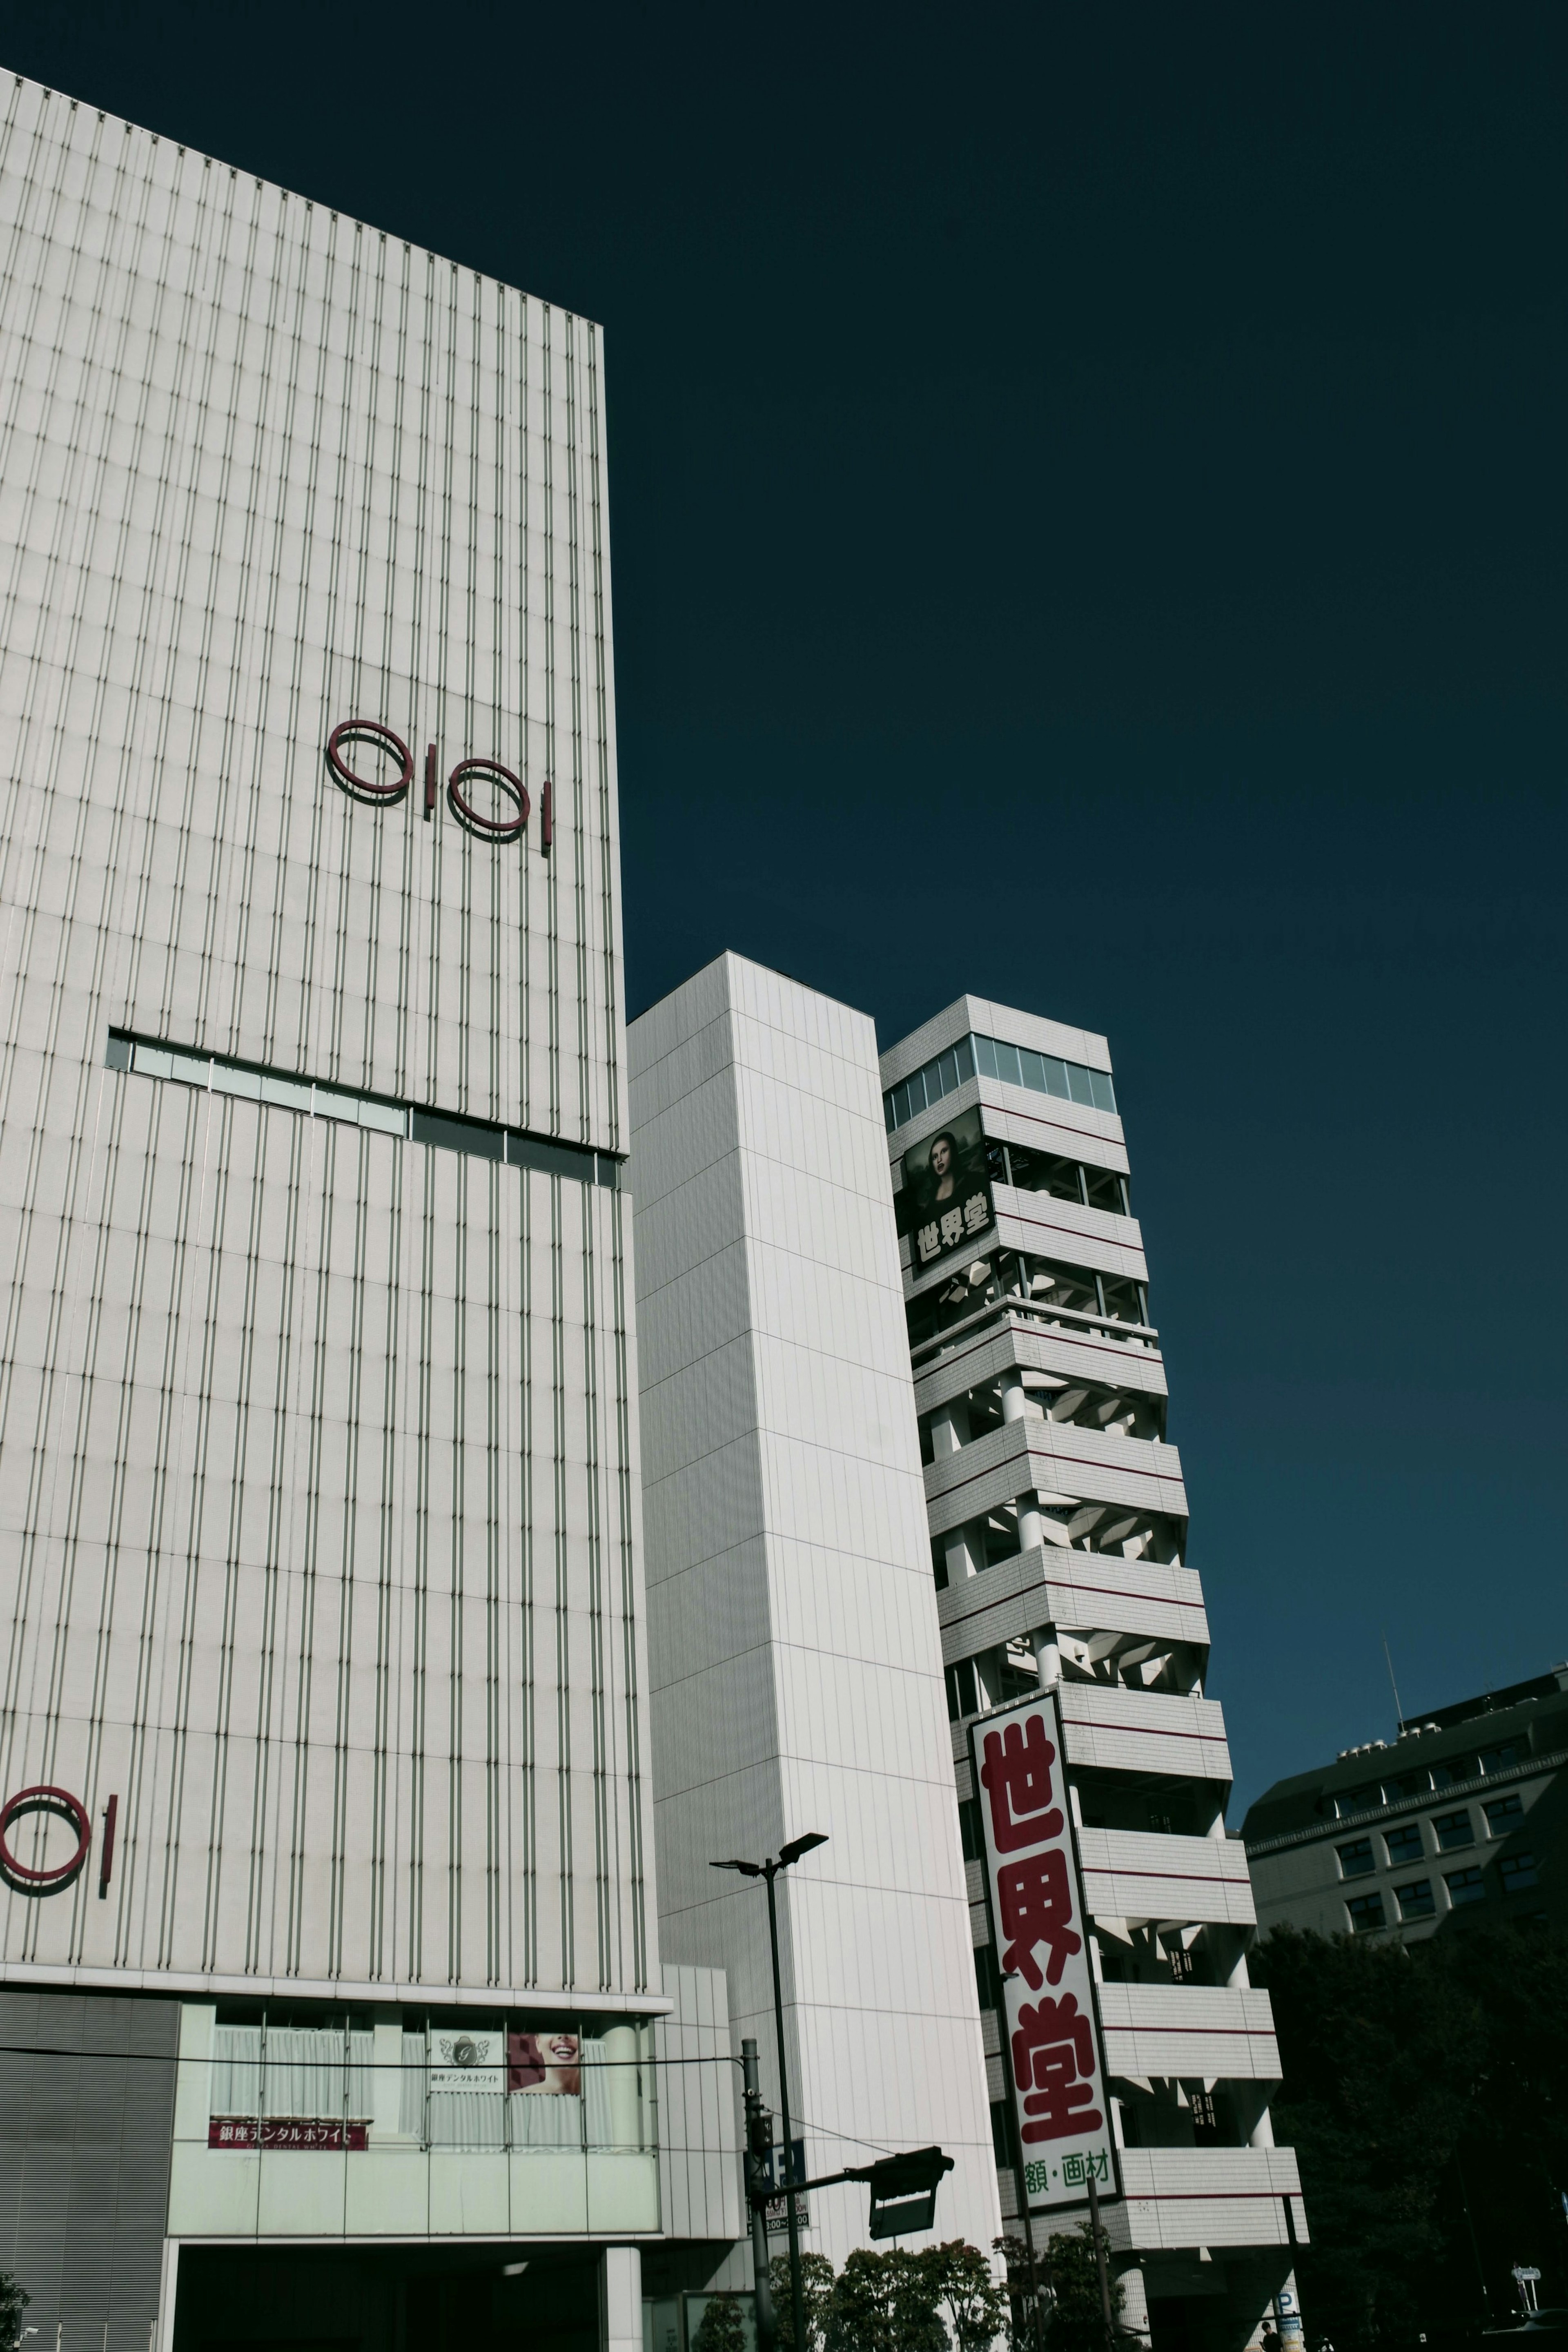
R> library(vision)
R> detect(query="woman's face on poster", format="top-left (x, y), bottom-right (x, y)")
top-left (930, 1135), bottom-right (952, 1180)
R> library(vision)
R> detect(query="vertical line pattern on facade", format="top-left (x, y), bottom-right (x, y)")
top-left (581, 1183), bottom-right (612, 1987)
top-left (550, 1174), bottom-right (572, 1984)
top-left (0, 91), bottom-right (646, 2009)
top-left (609, 1194), bottom-right (647, 1988)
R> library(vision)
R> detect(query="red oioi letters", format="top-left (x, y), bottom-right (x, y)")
top-left (971, 1692), bottom-right (1119, 2212)
top-left (326, 718), bottom-right (551, 854)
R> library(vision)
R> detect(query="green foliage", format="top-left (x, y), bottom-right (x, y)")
top-left (0, 2275), bottom-right (28, 2352)
top-left (767, 2252), bottom-right (837, 2352)
top-left (825, 2246), bottom-right (948, 2352)
top-left (1039, 2221), bottom-right (1123, 2352)
top-left (1254, 1918), bottom-right (1568, 2352)
top-left (693, 2296), bottom-right (748, 2352)
top-left (925, 2240), bottom-right (1011, 2352)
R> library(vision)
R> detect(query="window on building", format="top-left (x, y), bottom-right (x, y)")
top-left (990, 2100), bottom-right (1013, 2169)
top-left (1337, 1839), bottom-right (1375, 1879)
top-left (883, 1032), bottom-right (1116, 1133)
top-left (1395, 1880), bottom-right (1435, 1921)
top-left (1384, 1824), bottom-right (1423, 1866)
top-left (959, 1799), bottom-right (983, 1865)
top-left (1430, 1760), bottom-right (1472, 1790)
top-left (1433, 1810), bottom-right (1474, 1851)
top-left (1336, 1785), bottom-right (1384, 1817)
top-left (974, 1943), bottom-right (1003, 2013)
top-left (1444, 1867), bottom-right (1485, 1906)
top-left (1188, 2088), bottom-right (1223, 2142)
top-left (1346, 1892), bottom-right (1386, 1933)
top-left (1499, 1853), bottom-right (1539, 1894)
top-left (1483, 1793), bottom-right (1524, 1836)
top-left (945, 1659), bottom-right (980, 1723)
top-left (109, 1030), bottom-right (620, 1189)
top-left (1479, 1742), bottom-right (1522, 1775)
top-left (1384, 1769), bottom-right (1430, 1800)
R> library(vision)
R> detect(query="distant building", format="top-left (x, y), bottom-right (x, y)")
top-left (1243, 1668), bottom-right (1568, 1942)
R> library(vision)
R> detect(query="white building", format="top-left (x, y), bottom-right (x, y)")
top-left (882, 997), bottom-right (1306, 2351)
top-left (628, 954), bottom-right (1001, 2270)
top-left (0, 68), bottom-right (737, 2352)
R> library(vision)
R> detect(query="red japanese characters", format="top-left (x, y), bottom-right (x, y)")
top-left (971, 1692), bottom-right (1118, 2213)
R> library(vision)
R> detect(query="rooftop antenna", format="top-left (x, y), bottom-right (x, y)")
top-left (1382, 1630), bottom-right (1405, 1734)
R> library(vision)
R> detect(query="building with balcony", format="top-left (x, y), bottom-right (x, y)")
top-left (882, 998), bottom-right (1305, 2352)
top-left (1243, 1667), bottom-right (1568, 1942)
top-left (0, 69), bottom-right (739, 2352)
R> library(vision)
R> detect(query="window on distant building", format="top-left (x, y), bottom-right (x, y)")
top-left (1396, 1880), bottom-right (1435, 1921)
top-left (1499, 1853), bottom-right (1539, 1895)
top-left (1433, 1810), bottom-right (1473, 1851)
top-left (1384, 1824), bottom-right (1423, 1865)
top-left (1347, 1892), bottom-right (1386, 1933)
top-left (1337, 1839), bottom-right (1375, 1879)
top-left (1483, 1793), bottom-right (1524, 1836)
top-left (1444, 1866), bottom-right (1485, 1907)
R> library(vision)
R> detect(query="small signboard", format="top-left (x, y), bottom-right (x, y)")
top-left (970, 1690), bottom-right (1120, 2213)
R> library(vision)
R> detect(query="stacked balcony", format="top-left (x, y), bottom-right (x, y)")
top-left (882, 999), bottom-right (1305, 2309)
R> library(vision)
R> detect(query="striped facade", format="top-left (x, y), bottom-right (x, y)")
top-left (0, 65), bottom-right (739, 2352)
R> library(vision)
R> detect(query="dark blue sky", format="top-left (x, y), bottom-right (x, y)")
top-left (10, 1), bottom-right (1565, 1810)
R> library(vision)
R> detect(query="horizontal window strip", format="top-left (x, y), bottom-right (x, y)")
top-left (105, 1029), bottom-right (622, 1190)
top-left (884, 1031), bottom-right (1116, 1132)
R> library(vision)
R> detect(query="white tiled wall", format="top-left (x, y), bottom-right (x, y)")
top-left (630, 953), bottom-right (1000, 2268)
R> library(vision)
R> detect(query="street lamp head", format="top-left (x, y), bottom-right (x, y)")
top-left (710, 1858), bottom-right (763, 1878)
top-left (777, 1831), bottom-right (829, 1869)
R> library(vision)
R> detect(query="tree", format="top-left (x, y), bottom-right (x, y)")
top-left (825, 2247), bottom-right (947, 2352)
top-left (0, 2276), bottom-right (28, 2352)
top-left (1253, 1918), bottom-right (1568, 2352)
top-left (694, 2298), bottom-right (748, 2352)
top-left (926, 2240), bottom-right (1011, 2352)
top-left (1039, 2220), bottom-right (1124, 2352)
top-left (767, 2252), bottom-right (837, 2352)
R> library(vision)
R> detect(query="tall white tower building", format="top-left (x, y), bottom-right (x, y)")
top-left (881, 997), bottom-right (1305, 2352)
top-left (628, 953), bottom-right (1001, 2270)
top-left (0, 67), bottom-right (737, 2352)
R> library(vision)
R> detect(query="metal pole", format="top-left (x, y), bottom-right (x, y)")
top-left (1003, 2083), bottom-right (1046, 2352)
top-left (742, 2038), bottom-right (778, 2352)
top-left (765, 1864), bottom-right (808, 2352)
top-left (1087, 2174), bottom-right (1115, 2349)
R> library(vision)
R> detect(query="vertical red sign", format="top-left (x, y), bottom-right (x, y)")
top-left (971, 1691), bottom-right (1120, 2212)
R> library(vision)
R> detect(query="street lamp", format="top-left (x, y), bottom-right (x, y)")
top-left (712, 1832), bottom-right (828, 2352)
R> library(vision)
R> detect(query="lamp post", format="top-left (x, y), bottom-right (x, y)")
top-left (712, 1832), bottom-right (829, 2352)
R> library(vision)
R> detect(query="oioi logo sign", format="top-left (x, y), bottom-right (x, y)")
top-left (326, 720), bottom-right (553, 852)
top-left (0, 1785), bottom-right (118, 1900)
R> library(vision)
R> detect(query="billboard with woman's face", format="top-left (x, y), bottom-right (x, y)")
top-left (898, 1105), bottom-right (995, 1269)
